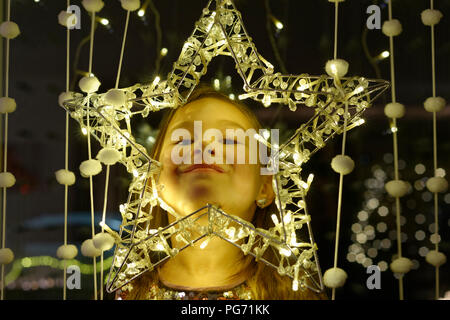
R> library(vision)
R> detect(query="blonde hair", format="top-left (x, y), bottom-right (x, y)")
top-left (124, 85), bottom-right (327, 300)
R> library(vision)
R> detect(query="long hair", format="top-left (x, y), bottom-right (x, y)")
top-left (124, 85), bottom-right (327, 300)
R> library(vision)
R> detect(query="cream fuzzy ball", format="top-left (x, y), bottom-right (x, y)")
top-left (55, 169), bottom-right (76, 186)
top-left (0, 248), bottom-right (14, 265)
top-left (121, 0), bottom-right (141, 11)
top-left (104, 89), bottom-right (127, 107)
top-left (58, 91), bottom-right (75, 108)
top-left (384, 102), bottom-right (405, 119)
top-left (390, 257), bottom-right (413, 274)
top-left (426, 177), bottom-right (448, 193)
top-left (0, 172), bottom-right (16, 188)
top-left (82, 0), bottom-right (104, 13)
top-left (0, 21), bottom-right (20, 39)
top-left (79, 76), bottom-right (101, 93)
top-left (81, 239), bottom-right (102, 257)
top-left (425, 250), bottom-right (446, 267)
top-left (323, 267), bottom-right (347, 288)
top-left (0, 97), bottom-right (17, 114)
top-left (93, 232), bottom-right (115, 251)
top-left (331, 155), bottom-right (355, 175)
top-left (96, 147), bottom-right (122, 165)
top-left (421, 9), bottom-right (443, 26)
top-left (79, 159), bottom-right (102, 177)
top-left (424, 97), bottom-right (446, 113)
top-left (58, 11), bottom-right (78, 28)
top-left (56, 244), bottom-right (78, 260)
top-left (385, 180), bottom-right (409, 198)
top-left (382, 19), bottom-right (402, 37)
top-left (325, 59), bottom-right (349, 78)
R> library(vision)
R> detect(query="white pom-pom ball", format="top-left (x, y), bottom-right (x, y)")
top-left (384, 102), bottom-right (405, 119)
top-left (58, 11), bottom-right (78, 28)
top-left (325, 59), bottom-right (349, 78)
top-left (425, 250), bottom-right (446, 267)
top-left (93, 232), bottom-right (115, 251)
top-left (424, 97), bottom-right (446, 113)
top-left (56, 244), bottom-right (78, 260)
top-left (0, 97), bottom-right (17, 114)
top-left (323, 267), bottom-right (347, 288)
top-left (97, 147), bottom-right (122, 165)
top-left (81, 239), bottom-right (102, 257)
top-left (121, 0), bottom-right (141, 11)
top-left (0, 172), bottom-right (16, 188)
top-left (55, 169), bottom-right (76, 186)
top-left (79, 76), bottom-right (101, 93)
top-left (79, 159), bottom-right (102, 177)
top-left (385, 180), bottom-right (409, 198)
top-left (104, 89), bottom-right (127, 107)
top-left (421, 9), bottom-right (443, 26)
top-left (390, 257), bottom-right (413, 274)
top-left (331, 155), bottom-right (355, 175)
top-left (0, 21), bottom-right (20, 39)
top-left (82, 0), bottom-right (105, 13)
top-left (426, 177), bottom-right (448, 193)
top-left (0, 248), bottom-right (14, 265)
top-left (382, 19), bottom-right (402, 37)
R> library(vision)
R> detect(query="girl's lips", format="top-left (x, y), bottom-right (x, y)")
top-left (180, 164), bottom-right (225, 174)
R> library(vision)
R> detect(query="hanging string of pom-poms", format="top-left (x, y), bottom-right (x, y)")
top-left (322, 0), bottom-right (356, 300)
top-left (0, 0), bottom-right (20, 301)
top-left (420, 0), bottom-right (447, 300)
top-left (382, 0), bottom-right (413, 301)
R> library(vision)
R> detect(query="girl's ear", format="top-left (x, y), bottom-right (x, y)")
top-left (256, 175), bottom-right (275, 208)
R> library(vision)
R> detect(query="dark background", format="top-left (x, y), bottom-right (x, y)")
top-left (2, 0), bottom-right (449, 300)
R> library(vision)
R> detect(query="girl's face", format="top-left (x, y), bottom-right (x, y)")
top-left (157, 97), bottom-right (273, 223)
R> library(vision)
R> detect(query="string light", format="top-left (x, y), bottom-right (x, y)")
top-left (64, 0), bottom-right (387, 295)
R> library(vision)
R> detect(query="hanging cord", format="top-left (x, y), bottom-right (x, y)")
top-left (62, 0), bottom-right (72, 301)
top-left (386, 0), bottom-right (405, 300)
top-left (429, 0), bottom-right (441, 300)
top-left (329, 0), bottom-right (350, 301)
top-left (1, 0), bottom-right (11, 301)
top-left (86, 11), bottom-right (98, 300)
top-left (99, 9), bottom-right (132, 300)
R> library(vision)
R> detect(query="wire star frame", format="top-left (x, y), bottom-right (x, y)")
top-left (63, 0), bottom-right (389, 294)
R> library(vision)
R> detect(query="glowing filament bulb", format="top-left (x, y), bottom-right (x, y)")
top-left (82, 127), bottom-right (88, 135)
top-left (292, 279), bottom-right (299, 291)
top-left (137, 9), bottom-right (145, 17)
top-left (160, 48), bottom-right (168, 56)
top-left (100, 18), bottom-right (109, 26)
top-left (156, 243), bottom-right (165, 251)
top-left (279, 248), bottom-right (291, 257)
top-left (381, 50), bottom-right (390, 58)
top-left (213, 79), bottom-right (220, 90)
top-left (357, 119), bottom-right (366, 126)
top-left (354, 86), bottom-right (364, 94)
top-left (200, 238), bottom-right (210, 249)
top-left (391, 126), bottom-right (398, 133)
top-left (153, 76), bottom-right (160, 86)
top-left (307, 173), bottom-right (314, 185)
top-left (271, 214), bottom-right (279, 225)
top-left (283, 213), bottom-right (292, 224)
top-left (132, 169), bottom-right (139, 177)
top-left (262, 95), bottom-right (271, 107)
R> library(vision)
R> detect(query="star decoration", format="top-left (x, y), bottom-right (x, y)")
top-left (63, 0), bottom-right (389, 294)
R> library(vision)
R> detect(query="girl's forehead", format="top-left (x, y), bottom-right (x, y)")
top-left (169, 97), bottom-right (255, 129)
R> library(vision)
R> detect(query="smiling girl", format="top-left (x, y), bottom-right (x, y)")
top-left (117, 85), bottom-right (327, 300)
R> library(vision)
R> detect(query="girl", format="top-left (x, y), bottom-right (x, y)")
top-left (117, 85), bottom-right (327, 300)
